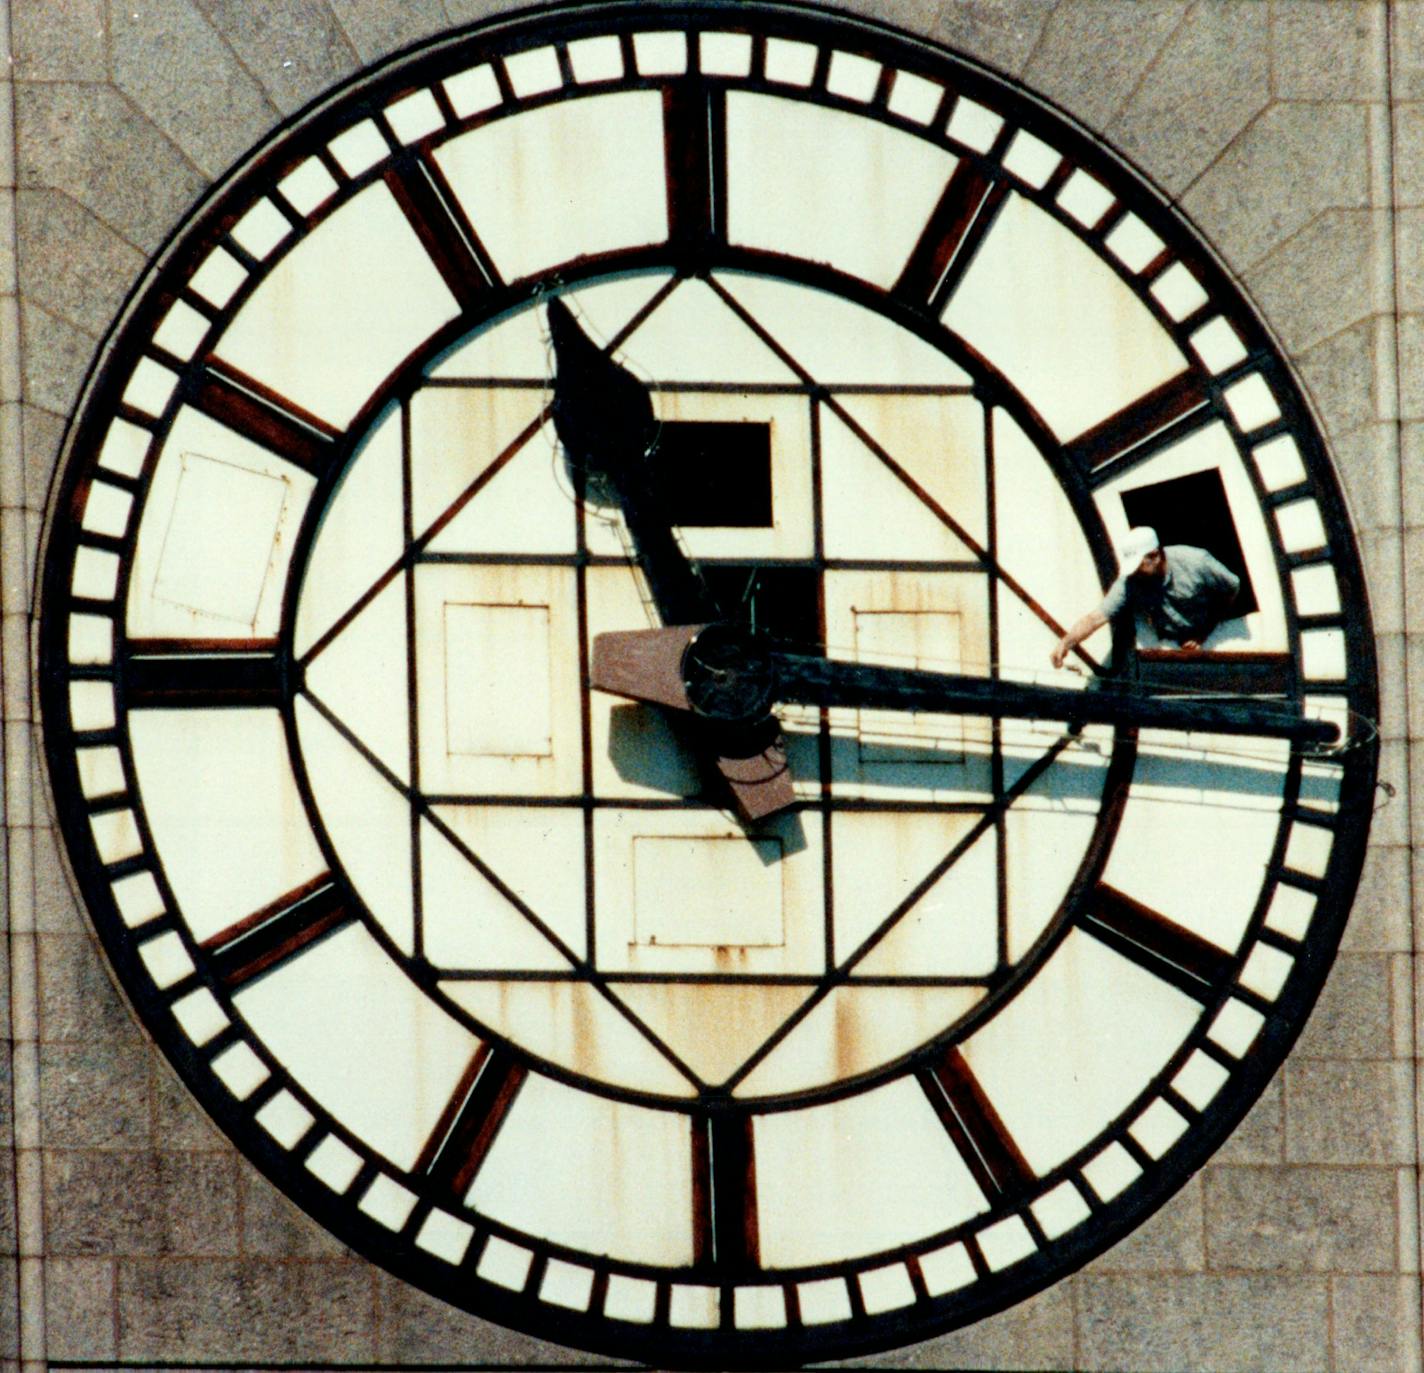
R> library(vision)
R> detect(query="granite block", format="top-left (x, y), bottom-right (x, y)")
top-left (37, 932), bottom-right (135, 1045)
top-left (1371, 740), bottom-right (1410, 849)
top-left (836, 1279), bottom-right (1073, 1369)
top-left (19, 302), bottom-right (98, 418)
top-left (39, 1038), bottom-right (151, 1150)
top-left (928, 0), bottom-right (1057, 79)
top-left (1405, 527), bottom-right (1424, 633)
top-left (191, 0), bottom-right (359, 116)
top-left (237, 1165), bottom-right (351, 1260)
top-left (1375, 633), bottom-right (1407, 740)
top-left (374, 1269), bottom-right (603, 1365)
top-left (1076, 1274), bottom-right (1329, 1373)
top-left (30, 822), bottom-right (85, 935)
top-left (110, 0), bottom-right (278, 179)
top-left (1331, 1274), bottom-right (1424, 1373)
top-left (116, 1257), bottom-right (375, 1364)
top-left (43, 1257), bottom-right (116, 1361)
top-left (1409, 426), bottom-right (1424, 526)
top-left (1203, 1165), bottom-right (1396, 1272)
top-left (1295, 953), bottom-right (1396, 1059)
top-left (1296, 316), bottom-right (1381, 441)
top-left (1180, 104), bottom-right (1370, 274)
top-left (1396, 104), bottom-right (1424, 206)
top-left (1270, 0), bottom-right (1386, 103)
top-left (1328, 421), bottom-right (1400, 537)
top-left (150, 1059), bottom-right (230, 1154)
top-left (1020, 0), bottom-right (1188, 132)
top-left (1284, 1059), bottom-right (1412, 1165)
top-left (1242, 210), bottom-right (1385, 357)
top-left (19, 402), bottom-right (65, 514)
top-left (1082, 1174), bottom-right (1204, 1274)
top-left (11, 0), bottom-right (107, 82)
top-left (327, 0), bottom-right (451, 63)
top-left (14, 83), bottom-right (208, 254)
top-left (1398, 209), bottom-right (1424, 316)
top-left (0, 1148), bottom-right (13, 1253)
top-left (0, 1260), bottom-right (14, 1361)
top-left (1106, 1), bottom-right (1269, 199)
top-left (45, 1149), bottom-right (239, 1257)
top-left (1398, 316), bottom-right (1424, 421)
top-left (1392, 1), bottom-right (1424, 102)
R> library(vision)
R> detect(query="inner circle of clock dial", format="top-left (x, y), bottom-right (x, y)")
top-left (44, 6), bottom-right (1375, 1356)
top-left (290, 273), bottom-right (1117, 1102)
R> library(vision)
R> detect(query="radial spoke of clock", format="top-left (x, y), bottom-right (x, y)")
top-left (918, 1045), bottom-right (1034, 1204)
top-left (414, 1042), bottom-right (527, 1204)
top-left (722, 731), bottom-right (1078, 1094)
top-left (401, 396), bottom-right (425, 962)
top-left (191, 361), bottom-right (341, 476)
top-left (891, 160), bottom-right (1010, 316)
top-left (203, 874), bottom-right (354, 989)
top-left (1065, 370), bottom-right (1213, 489)
top-left (123, 640), bottom-right (281, 708)
top-left (1080, 883), bottom-right (1235, 1002)
top-left (984, 400), bottom-right (1009, 969)
top-left (705, 276), bottom-right (1100, 671)
top-left (384, 153), bottom-right (502, 310)
top-left (691, 1111), bottom-right (760, 1275)
top-left (663, 76), bottom-right (726, 261)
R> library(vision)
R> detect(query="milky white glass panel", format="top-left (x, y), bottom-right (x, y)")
top-left (592, 807), bottom-right (824, 978)
top-left (1284, 822), bottom-right (1333, 878)
top-left (946, 194), bottom-right (1187, 441)
top-left (293, 403), bottom-right (403, 657)
top-left (854, 610), bottom-right (963, 760)
top-left (946, 97), bottom-right (1002, 153)
top-left (443, 64), bottom-right (501, 117)
top-left (756, 1078), bottom-right (987, 1266)
top-left (210, 1041), bottom-right (268, 1099)
top-left (634, 836), bottom-right (783, 946)
top-left (436, 92), bottom-right (667, 282)
top-left (81, 481), bottom-right (132, 539)
top-left (715, 272), bottom-right (970, 386)
top-left (634, 31), bottom-right (686, 76)
top-left (112, 870), bottom-right (164, 927)
top-left (978, 1215), bottom-right (1035, 1271)
top-left (255, 1090), bottom-right (314, 1149)
top-left (888, 70), bottom-right (942, 124)
top-left (670, 1285), bottom-right (720, 1329)
top-left (1151, 262), bottom-right (1208, 321)
top-left (1292, 563), bottom-right (1341, 616)
top-left (726, 92), bottom-right (956, 290)
top-left (1130, 1099), bottom-right (1188, 1158)
top-left (90, 808), bottom-right (142, 865)
top-left (215, 182), bottom-right (459, 429)
top-left (1105, 214), bottom-right (1163, 273)
top-left (129, 709), bottom-right (325, 943)
top-left (68, 613), bottom-right (113, 664)
top-left (294, 698), bottom-right (414, 954)
top-left (1082, 1142), bottom-right (1141, 1201)
top-left (920, 1242), bottom-right (976, 1295)
top-left (1302, 628), bottom-right (1347, 680)
top-left (1173, 1051), bottom-right (1229, 1110)
top-left (414, 564), bottom-right (582, 798)
top-left (1057, 170), bottom-right (1114, 227)
top-left (1096, 421), bottom-right (1290, 651)
top-left (799, 1278), bottom-right (854, 1323)
top-left (306, 1135), bottom-right (362, 1192)
top-left (230, 198), bottom-right (291, 260)
top-left (99, 418), bottom-right (151, 477)
top-left (189, 246), bottom-right (246, 308)
top-left (1032, 1181), bottom-right (1092, 1240)
top-left (605, 1275), bottom-right (657, 1323)
top-left (962, 928), bottom-right (1199, 1175)
top-left (171, 987), bottom-right (228, 1046)
top-left (827, 51), bottom-right (880, 102)
top-left (417, 1210), bottom-right (473, 1264)
top-left (699, 31), bottom-right (752, 76)
top-left (1001, 130), bottom-right (1060, 188)
top-left (765, 37), bottom-right (818, 85)
top-left (238, 922), bottom-right (476, 1168)
top-left (1208, 998), bottom-right (1265, 1057)
top-left (1223, 374), bottom-right (1281, 433)
top-left (859, 1264), bottom-right (915, 1313)
top-left (478, 1238), bottom-right (533, 1291)
top-left (542, 1260), bottom-right (595, 1311)
top-left (1103, 774), bottom-right (1282, 954)
top-left (1189, 317), bottom-right (1248, 373)
top-left (1265, 883), bottom-right (1316, 940)
top-left (123, 359), bottom-right (179, 418)
top-left (153, 300), bottom-right (210, 361)
top-left (735, 1286), bottom-right (787, 1329)
top-left (504, 45), bottom-right (562, 97)
top-left (76, 746), bottom-right (125, 798)
top-left (138, 930), bottom-right (193, 989)
top-left (471, 1073), bottom-right (694, 1264)
top-left (568, 35), bottom-right (622, 83)
top-left (1275, 499), bottom-right (1327, 553)
top-left (72, 547), bottom-right (119, 601)
top-left (359, 1175), bottom-right (417, 1230)
top-left (278, 157), bottom-right (338, 217)
top-left (444, 603), bottom-right (553, 757)
top-left (328, 119), bottom-right (390, 177)
top-left (384, 89), bottom-right (443, 144)
top-left (69, 679), bottom-right (115, 731)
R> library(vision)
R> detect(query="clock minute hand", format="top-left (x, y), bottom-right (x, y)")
top-left (768, 652), bottom-right (1341, 746)
top-left (546, 298), bottom-right (717, 626)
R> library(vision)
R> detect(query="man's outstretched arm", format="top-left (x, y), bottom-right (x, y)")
top-left (1051, 607), bottom-right (1108, 669)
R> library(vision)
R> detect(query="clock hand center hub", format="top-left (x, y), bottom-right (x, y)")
top-left (681, 623), bottom-right (777, 726)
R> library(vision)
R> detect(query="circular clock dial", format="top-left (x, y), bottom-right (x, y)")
top-left (39, 3), bottom-right (1379, 1364)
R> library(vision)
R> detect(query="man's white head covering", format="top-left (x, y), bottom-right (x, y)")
top-left (1118, 526), bottom-right (1161, 574)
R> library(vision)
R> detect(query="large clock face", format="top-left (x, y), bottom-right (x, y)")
top-left (39, 2), bottom-right (1379, 1365)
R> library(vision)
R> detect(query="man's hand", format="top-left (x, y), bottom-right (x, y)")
top-left (1050, 608), bottom-right (1108, 669)
top-left (1050, 635), bottom-right (1074, 670)
top-left (1178, 640), bottom-right (1202, 652)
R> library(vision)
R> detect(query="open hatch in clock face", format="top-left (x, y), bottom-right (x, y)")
top-left (39, 2), bottom-right (1379, 1365)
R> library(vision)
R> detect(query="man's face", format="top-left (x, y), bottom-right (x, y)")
top-left (1134, 547), bottom-right (1167, 579)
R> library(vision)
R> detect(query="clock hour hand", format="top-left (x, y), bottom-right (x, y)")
top-left (546, 298), bottom-right (718, 626)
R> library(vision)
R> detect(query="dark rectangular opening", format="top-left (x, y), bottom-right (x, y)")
top-left (655, 421), bottom-right (773, 527)
top-left (701, 566), bottom-right (821, 647)
top-left (1119, 467), bottom-right (1259, 616)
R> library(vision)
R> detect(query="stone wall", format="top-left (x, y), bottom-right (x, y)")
top-left (1, 2), bottom-right (1420, 1369)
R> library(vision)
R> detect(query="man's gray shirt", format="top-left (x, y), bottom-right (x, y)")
top-left (1099, 545), bottom-right (1241, 643)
